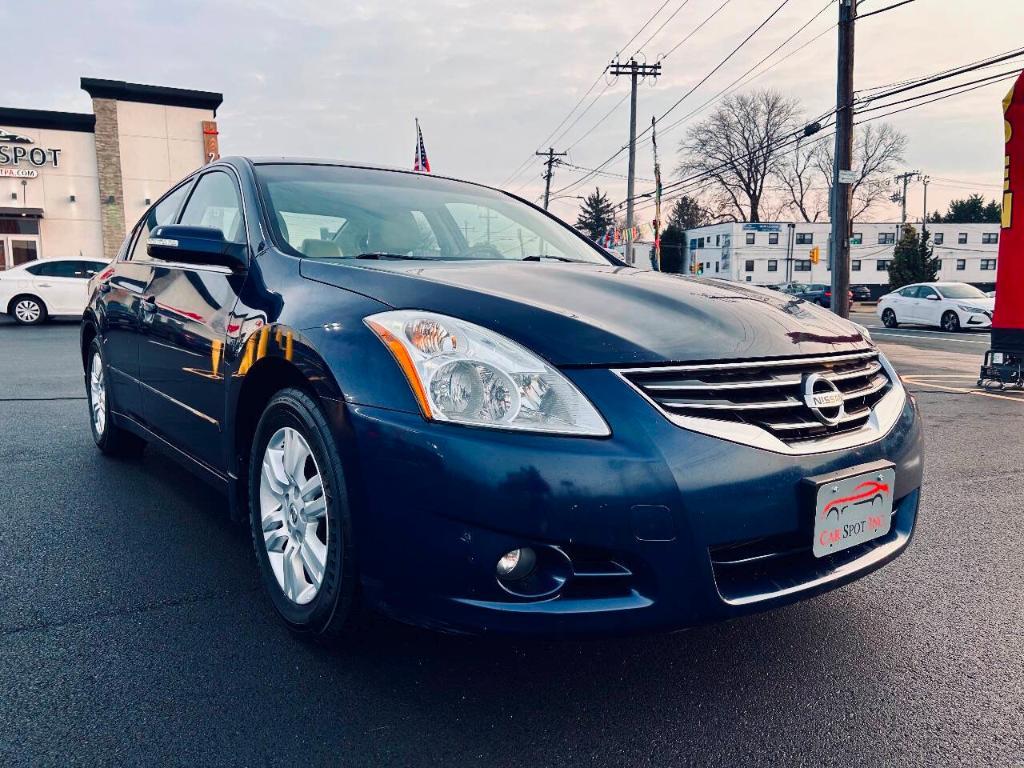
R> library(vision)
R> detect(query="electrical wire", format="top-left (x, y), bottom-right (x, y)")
top-left (500, 0), bottom-right (680, 189)
top-left (550, 0), bottom-right (793, 198)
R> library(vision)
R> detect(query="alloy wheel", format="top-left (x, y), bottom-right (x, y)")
top-left (89, 353), bottom-right (106, 436)
top-left (942, 312), bottom-right (960, 332)
top-left (14, 299), bottom-right (41, 324)
top-left (259, 427), bottom-right (329, 605)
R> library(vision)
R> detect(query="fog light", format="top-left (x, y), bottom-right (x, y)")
top-left (496, 547), bottom-right (536, 581)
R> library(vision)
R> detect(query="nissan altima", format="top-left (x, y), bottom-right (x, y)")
top-left (81, 158), bottom-right (923, 640)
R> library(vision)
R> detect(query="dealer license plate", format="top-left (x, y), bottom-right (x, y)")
top-left (812, 466), bottom-right (895, 558)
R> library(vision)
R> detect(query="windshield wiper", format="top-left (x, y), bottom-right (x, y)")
top-left (354, 252), bottom-right (430, 260)
top-left (520, 255), bottom-right (590, 263)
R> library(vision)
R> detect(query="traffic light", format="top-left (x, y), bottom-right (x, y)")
top-left (810, 246), bottom-right (820, 265)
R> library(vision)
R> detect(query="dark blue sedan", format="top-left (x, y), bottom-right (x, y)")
top-left (82, 158), bottom-right (923, 640)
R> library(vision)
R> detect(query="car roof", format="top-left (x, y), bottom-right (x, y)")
top-left (232, 156), bottom-right (511, 199)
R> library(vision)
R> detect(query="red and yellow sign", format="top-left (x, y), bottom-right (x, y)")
top-left (993, 71), bottom-right (1024, 349)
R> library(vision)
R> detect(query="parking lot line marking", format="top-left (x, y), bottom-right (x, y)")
top-left (870, 330), bottom-right (990, 346)
top-left (903, 376), bottom-right (1024, 404)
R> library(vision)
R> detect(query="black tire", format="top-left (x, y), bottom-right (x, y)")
top-left (941, 311), bottom-right (961, 332)
top-left (9, 294), bottom-right (47, 325)
top-left (881, 308), bottom-right (898, 328)
top-left (249, 387), bottom-right (358, 643)
top-left (86, 338), bottom-right (146, 457)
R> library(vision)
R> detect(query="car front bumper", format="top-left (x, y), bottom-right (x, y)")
top-left (960, 310), bottom-right (993, 328)
top-left (328, 368), bottom-right (924, 637)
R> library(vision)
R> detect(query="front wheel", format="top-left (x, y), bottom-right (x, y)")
top-left (249, 387), bottom-right (358, 643)
top-left (87, 339), bottom-right (146, 457)
top-left (881, 308), bottom-right (898, 328)
top-left (10, 295), bottom-right (47, 325)
top-left (941, 311), bottom-right (961, 332)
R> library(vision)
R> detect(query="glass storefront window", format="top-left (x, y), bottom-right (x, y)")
top-left (0, 218), bottom-right (41, 235)
top-left (11, 239), bottom-right (39, 267)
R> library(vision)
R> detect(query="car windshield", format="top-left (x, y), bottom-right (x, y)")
top-left (254, 164), bottom-right (612, 265)
top-left (937, 284), bottom-right (987, 299)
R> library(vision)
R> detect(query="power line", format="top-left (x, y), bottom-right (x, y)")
top-left (635, 0), bottom-right (837, 152)
top-left (630, 0), bottom-right (696, 59)
top-left (553, 0), bottom-right (728, 164)
top-left (856, 47), bottom-right (1024, 104)
top-left (658, 0), bottom-right (732, 61)
top-left (499, 0), bottom-right (681, 189)
top-left (550, 0), bottom-right (791, 198)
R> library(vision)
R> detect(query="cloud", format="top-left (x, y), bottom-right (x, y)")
top-left (6, 0), bottom-right (1022, 220)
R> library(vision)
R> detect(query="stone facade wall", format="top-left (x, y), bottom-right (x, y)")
top-left (91, 98), bottom-right (126, 260)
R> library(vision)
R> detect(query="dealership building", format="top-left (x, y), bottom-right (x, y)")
top-left (0, 78), bottom-right (222, 269)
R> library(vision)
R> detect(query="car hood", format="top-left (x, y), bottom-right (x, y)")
top-left (301, 259), bottom-right (869, 366)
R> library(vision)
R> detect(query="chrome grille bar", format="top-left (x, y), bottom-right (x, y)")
top-left (618, 348), bottom-right (894, 448)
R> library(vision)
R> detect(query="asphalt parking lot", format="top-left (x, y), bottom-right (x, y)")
top-left (1, 317), bottom-right (1022, 767)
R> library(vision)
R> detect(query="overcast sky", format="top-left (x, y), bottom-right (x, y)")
top-left (11, 0), bottom-right (1022, 224)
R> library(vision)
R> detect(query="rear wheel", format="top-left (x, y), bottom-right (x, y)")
top-left (941, 311), bottom-right (961, 332)
top-left (10, 295), bottom-right (47, 325)
top-left (881, 308), bottom-right (898, 328)
top-left (249, 387), bottom-right (358, 643)
top-left (87, 339), bottom-right (146, 457)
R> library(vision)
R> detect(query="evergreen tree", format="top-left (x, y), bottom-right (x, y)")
top-left (983, 199), bottom-right (1002, 223)
top-left (936, 194), bottom-right (1001, 223)
top-left (888, 224), bottom-right (939, 290)
top-left (668, 196), bottom-right (708, 230)
top-left (575, 188), bottom-right (616, 241)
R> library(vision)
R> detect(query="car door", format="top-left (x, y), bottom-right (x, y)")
top-left (137, 168), bottom-right (250, 470)
top-left (892, 285), bottom-right (920, 322)
top-left (915, 286), bottom-right (943, 327)
top-left (27, 260), bottom-right (81, 314)
top-left (97, 183), bottom-right (192, 419)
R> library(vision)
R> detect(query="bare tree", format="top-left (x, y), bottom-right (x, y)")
top-left (780, 135), bottom-right (830, 222)
top-left (813, 123), bottom-right (907, 220)
top-left (677, 90), bottom-right (800, 223)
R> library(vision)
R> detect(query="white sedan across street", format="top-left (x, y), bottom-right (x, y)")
top-left (0, 257), bottom-right (109, 325)
top-left (876, 281), bottom-right (995, 332)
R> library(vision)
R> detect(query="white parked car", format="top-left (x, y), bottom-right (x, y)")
top-left (0, 257), bottom-right (109, 325)
top-left (876, 282), bottom-right (995, 332)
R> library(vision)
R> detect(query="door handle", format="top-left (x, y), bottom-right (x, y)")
top-left (37, 282), bottom-right (52, 287)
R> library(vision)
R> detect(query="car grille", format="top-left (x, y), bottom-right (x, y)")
top-left (619, 349), bottom-right (892, 444)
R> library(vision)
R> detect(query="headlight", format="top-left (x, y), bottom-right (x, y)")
top-left (956, 304), bottom-right (979, 314)
top-left (851, 321), bottom-right (872, 343)
top-left (364, 310), bottom-right (610, 436)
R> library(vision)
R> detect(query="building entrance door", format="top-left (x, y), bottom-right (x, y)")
top-left (0, 235), bottom-right (41, 270)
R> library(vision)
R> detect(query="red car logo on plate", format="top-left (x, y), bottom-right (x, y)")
top-left (822, 480), bottom-right (890, 519)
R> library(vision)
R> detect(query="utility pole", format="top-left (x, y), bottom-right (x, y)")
top-left (829, 0), bottom-right (857, 319)
top-left (535, 147), bottom-right (567, 210)
top-left (893, 170), bottom-right (921, 227)
top-left (921, 175), bottom-right (930, 235)
top-left (609, 58), bottom-right (661, 264)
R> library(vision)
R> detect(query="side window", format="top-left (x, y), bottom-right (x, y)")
top-left (900, 286), bottom-right (919, 298)
top-left (918, 287), bottom-right (937, 299)
top-left (128, 182), bottom-right (192, 261)
top-left (27, 261), bottom-right (80, 278)
top-left (179, 171), bottom-right (244, 243)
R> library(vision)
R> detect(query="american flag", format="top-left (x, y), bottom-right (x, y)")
top-left (413, 118), bottom-right (431, 173)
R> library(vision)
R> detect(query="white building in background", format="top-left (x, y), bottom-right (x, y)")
top-left (681, 221), bottom-right (1000, 298)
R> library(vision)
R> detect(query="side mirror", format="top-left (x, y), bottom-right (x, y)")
top-left (148, 225), bottom-right (248, 272)
top-left (926, 294), bottom-right (940, 301)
